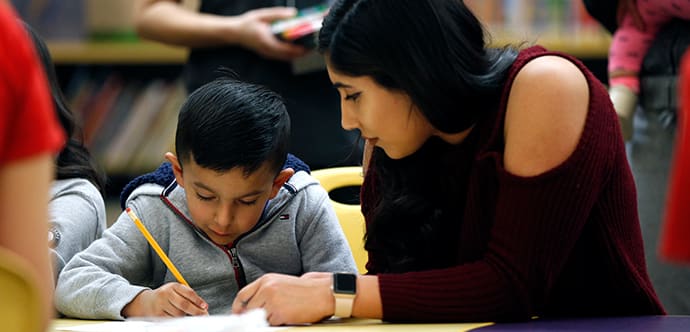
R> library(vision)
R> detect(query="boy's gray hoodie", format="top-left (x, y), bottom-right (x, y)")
top-left (55, 169), bottom-right (357, 319)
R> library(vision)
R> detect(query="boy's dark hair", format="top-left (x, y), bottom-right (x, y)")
top-left (175, 73), bottom-right (290, 176)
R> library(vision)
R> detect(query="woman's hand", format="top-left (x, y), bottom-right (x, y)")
top-left (232, 273), bottom-right (334, 325)
top-left (234, 7), bottom-right (308, 61)
top-left (122, 282), bottom-right (208, 317)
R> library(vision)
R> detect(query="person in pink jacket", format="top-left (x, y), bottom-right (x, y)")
top-left (608, 0), bottom-right (690, 140)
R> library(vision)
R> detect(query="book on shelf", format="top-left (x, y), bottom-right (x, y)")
top-left (90, 82), bottom-right (143, 161)
top-left (80, 75), bottom-right (125, 147)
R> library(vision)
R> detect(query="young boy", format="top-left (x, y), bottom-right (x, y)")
top-left (55, 75), bottom-right (357, 319)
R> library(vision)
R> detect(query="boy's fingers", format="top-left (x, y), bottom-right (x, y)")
top-left (232, 281), bottom-right (260, 313)
top-left (163, 303), bottom-right (186, 317)
top-left (173, 284), bottom-right (209, 315)
top-left (171, 298), bottom-right (208, 316)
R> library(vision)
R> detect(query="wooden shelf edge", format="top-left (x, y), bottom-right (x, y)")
top-left (48, 33), bottom-right (610, 65)
top-left (48, 41), bottom-right (188, 64)
top-left (491, 32), bottom-right (612, 58)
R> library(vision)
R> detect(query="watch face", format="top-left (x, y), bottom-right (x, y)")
top-left (334, 273), bottom-right (356, 294)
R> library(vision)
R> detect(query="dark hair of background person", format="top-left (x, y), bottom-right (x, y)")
top-left (23, 22), bottom-right (106, 195)
top-left (318, 0), bottom-right (519, 273)
top-left (175, 71), bottom-right (291, 177)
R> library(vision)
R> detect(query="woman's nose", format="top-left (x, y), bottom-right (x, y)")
top-left (340, 104), bottom-right (358, 131)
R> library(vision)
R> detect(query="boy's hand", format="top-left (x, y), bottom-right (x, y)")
top-left (122, 283), bottom-right (209, 317)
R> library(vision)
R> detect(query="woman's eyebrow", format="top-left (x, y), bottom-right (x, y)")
top-left (333, 82), bottom-right (353, 89)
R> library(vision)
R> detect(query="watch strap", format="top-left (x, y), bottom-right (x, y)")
top-left (334, 293), bottom-right (355, 317)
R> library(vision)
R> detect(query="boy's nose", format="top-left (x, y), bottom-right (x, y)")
top-left (215, 204), bottom-right (235, 228)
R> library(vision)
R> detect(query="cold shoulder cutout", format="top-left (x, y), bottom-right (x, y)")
top-left (503, 55), bottom-right (589, 177)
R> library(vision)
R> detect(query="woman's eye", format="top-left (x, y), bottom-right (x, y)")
top-left (196, 193), bottom-right (214, 201)
top-left (344, 92), bottom-right (361, 101)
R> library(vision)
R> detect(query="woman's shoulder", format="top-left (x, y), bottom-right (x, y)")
top-left (502, 55), bottom-right (589, 177)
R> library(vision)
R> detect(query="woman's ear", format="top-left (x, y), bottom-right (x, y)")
top-left (269, 168), bottom-right (295, 199)
top-left (164, 152), bottom-right (185, 188)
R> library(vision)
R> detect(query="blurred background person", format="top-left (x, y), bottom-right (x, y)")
top-left (0, 1), bottom-right (65, 329)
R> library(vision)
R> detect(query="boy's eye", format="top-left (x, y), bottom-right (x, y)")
top-left (344, 92), bottom-right (361, 101)
top-left (238, 199), bottom-right (258, 206)
top-left (196, 193), bottom-right (214, 201)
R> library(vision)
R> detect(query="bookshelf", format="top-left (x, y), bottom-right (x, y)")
top-left (47, 36), bottom-right (609, 65)
top-left (47, 41), bottom-right (187, 190)
top-left (467, 0), bottom-right (611, 58)
top-left (493, 33), bottom-right (610, 58)
top-left (48, 41), bottom-right (188, 64)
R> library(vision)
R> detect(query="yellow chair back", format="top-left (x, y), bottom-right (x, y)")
top-left (0, 247), bottom-right (42, 332)
top-left (311, 167), bottom-right (368, 273)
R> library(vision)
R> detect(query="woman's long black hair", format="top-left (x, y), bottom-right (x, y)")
top-left (24, 22), bottom-right (106, 194)
top-left (318, 0), bottom-right (518, 272)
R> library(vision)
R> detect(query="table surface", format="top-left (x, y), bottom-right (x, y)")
top-left (51, 315), bottom-right (690, 332)
top-left (472, 315), bottom-right (690, 331)
top-left (51, 318), bottom-right (492, 332)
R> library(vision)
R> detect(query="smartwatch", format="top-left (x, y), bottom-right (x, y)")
top-left (332, 273), bottom-right (357, 318)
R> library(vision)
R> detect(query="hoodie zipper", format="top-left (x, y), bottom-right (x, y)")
top-left (226, 244), bottom-right (247, 288)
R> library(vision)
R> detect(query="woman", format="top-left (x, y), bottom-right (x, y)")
top-left (23, 23), bottom-right (108, 282)
top-left (232, 0), bottom-right (665, 325)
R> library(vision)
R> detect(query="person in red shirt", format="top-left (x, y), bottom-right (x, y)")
top-left (659, 50), bottom-right (690, 264)
top-left (0, 2), bottom-right (65, 329)
top-left (230, 0), bottom-right (664, 325)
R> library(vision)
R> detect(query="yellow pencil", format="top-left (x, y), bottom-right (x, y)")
top-left (126, 207), bottom-right (190, 287)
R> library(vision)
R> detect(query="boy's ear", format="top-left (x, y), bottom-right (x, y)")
top-left (165, 152), bottom-right (185, 188)
top-left (269, 168), bottom-right (295, 199)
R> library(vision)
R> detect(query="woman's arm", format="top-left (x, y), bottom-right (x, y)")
top-left (134, 0), bottom-right (307, 60)
top-left (232, 272), bottom-right (382, 325)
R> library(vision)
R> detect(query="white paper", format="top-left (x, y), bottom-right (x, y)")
top-left (55, 309), bottom-right (288, 332)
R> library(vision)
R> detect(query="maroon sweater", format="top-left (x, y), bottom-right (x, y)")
top-left (361, 46), bottom-right (665, 322)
